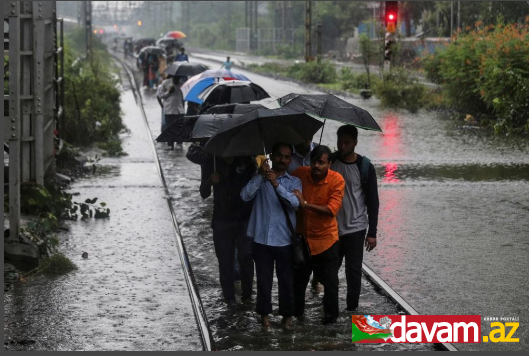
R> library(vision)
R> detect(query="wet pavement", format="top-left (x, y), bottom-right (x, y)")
top-left (3, 75), bottom-right (203, 351)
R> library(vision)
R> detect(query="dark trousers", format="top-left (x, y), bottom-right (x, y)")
top-left (253, 242), bottom-right (295, 317)
top-left (294, 241), bottom-right (340, 319)
top-left (339, 230), bottom-right (366, 310)
top-left (212, 220), bottom-right (254, 302)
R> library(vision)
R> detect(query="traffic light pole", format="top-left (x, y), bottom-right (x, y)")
top-left (383, 1), bottom-right (398, 73)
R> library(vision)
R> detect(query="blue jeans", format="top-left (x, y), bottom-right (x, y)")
top-left (212, 219), bottom-right (254, 302)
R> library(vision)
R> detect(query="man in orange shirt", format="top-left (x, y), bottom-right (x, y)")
top-left (292, 145), bottom-right (345, 324)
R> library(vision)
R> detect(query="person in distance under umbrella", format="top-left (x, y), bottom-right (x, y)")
top-left (240, 143), bottom-right (302, 328)
top-left (174, 47), bottom-right (189, 62)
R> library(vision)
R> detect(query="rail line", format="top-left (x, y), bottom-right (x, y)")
top-left (113, 54), bottom-right (215, 351)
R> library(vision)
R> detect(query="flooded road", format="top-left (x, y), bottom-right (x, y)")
top-left (155, 55), bottom-right (529, 351)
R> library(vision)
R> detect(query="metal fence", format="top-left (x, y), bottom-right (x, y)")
top-left (236, 27), bottom-right (250, 53)
top-left (257, 28), bottom-right (294, 53)
top-left (4, 1), bottom-right (62, 240)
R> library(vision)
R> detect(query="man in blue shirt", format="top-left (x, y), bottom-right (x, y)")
top-left (241, 143), bottom-right (302, 328)
top-left (174, 47), bottom-right (189, 62)
top-left (220, 56), bottom-right (234, 70)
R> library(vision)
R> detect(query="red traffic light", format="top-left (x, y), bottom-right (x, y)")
top-left (385, 1), bottom-right (399, 25)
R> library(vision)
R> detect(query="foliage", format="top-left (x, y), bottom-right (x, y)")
top-left (276, 43), bottom-right (303, 60)
top-left (21, 253), bottom-right (78, 278)
top-left (20, 181), bottom-right (110, 220)
top-left (38, 254), bottom-right (78, 275)
top-left (61, 28), bottom-right (124, 148)
top-left (358, 34), bottom-right (377, 85)
top-left (423, 1), bottom-right (528, 37)
top-left (373, 68), bottom-right (428, 113)
top-left (21, 213), bottom-right (60, 256)
top-left (340, 68), bottom-right (381, 92)
top-left (422, 19), bottom-right (529, 134)
top-left (98, 138), bottom-right (126, 157)
top-left (287, 61), bottom-right (337, 84)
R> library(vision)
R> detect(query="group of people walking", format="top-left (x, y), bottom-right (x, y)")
top-left (197, 125), bottom-right (379, 328)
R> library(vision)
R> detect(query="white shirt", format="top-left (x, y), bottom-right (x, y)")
top-left (157, 79), bottom-right (185, 115)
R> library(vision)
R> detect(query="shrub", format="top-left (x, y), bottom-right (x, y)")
top-left (276, 43), bottom-right (303, 59)
top-left (61, 29), bottom-right (124, 147)
top-left (373, 68), bottom-right (428, 113)
top-left (422, 18), bottom-right (529, 134)
top-left (340, 67), bottom-right (380, 91)
top-left (287, 61), bottom-right (337, 84)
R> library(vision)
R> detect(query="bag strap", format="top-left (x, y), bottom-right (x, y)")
top-left (273, 188), bottom-right (297, 243)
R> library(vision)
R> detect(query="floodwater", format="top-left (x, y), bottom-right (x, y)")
top-left (150, 55), bottom-right (528, 351)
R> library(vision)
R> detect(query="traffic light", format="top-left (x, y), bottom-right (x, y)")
top-left (385, 1), bottom-right (398, 33)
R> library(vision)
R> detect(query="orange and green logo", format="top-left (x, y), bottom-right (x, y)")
top-left (352, 315), bottom-right (393, 342)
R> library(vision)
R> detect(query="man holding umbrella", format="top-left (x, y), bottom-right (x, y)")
top-left (240, 143), bottom-right (302, 328)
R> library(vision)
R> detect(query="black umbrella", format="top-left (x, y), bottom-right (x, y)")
top-left (154, 113), bottom-right (235, 143)
top-left (138, 46), bottom-right (166, 56)
top-left (203, 108), bottom-right (323, 157)
top-left (165, 61), bottom-right (209, 77)
top-left (155, 115), bottom-right (197, 143)
top-left (278, 93), bottom-right (382, 132)
top-left (203, 103), bottom-right (267, 115)
top-left (190, 114), bottom-right (235, 141)
top-left (198, 81), bottom-right (270, 106)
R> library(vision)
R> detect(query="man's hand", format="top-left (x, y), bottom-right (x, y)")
top-left (169, 86), bottom-right (176, 93)
top-left (266, 170), bottom-right (278, 188)
top-left (209, 172), bottom-right (220, 185)
top-left (293, 189), bottom-right (304, 206)
top-left (365, 237), bottom-right (377, 252)
top-left (258, 159), bottom-right (270, 177)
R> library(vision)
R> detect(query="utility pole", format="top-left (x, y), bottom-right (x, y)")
top-left (316, 22), bottom-right (322, 64)
top-left (305, 1), bottom-right (312, 62)
top-left (85, 1), bottom-right (92, 58)
top-left (254, 1), bottom-right (258, 51)
top-left (450, 1), bottom-right (454, 35)
top-left (457, 1), bottom-right (461, 31)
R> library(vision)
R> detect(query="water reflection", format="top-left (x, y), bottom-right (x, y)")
top-left (378, 114), bottom-right (404, 160)
top-left (382, 162), bottom-right (400, 183)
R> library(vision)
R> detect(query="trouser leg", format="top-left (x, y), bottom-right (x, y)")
top-left (212, 220), bottom-right (237, 302)
top-left (293, 263), bottom-right (312, 316)
top-left (236, 220), bottom-right (254, 300)
top-left (253, 242), bottom-right (274, 315)
top-left (276, 244), bottom-right (295, 317)
top-left (339, 230), bottom-right (366, 310)
top-left (313, 242), bottom-right (340, 319)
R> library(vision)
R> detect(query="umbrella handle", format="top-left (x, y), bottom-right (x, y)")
top-left (318, 119), bottom-right (326, 145)
top-left (214, 155), bottom-right (216, 173)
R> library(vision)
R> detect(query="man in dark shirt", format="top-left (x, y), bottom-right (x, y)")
top-left (200, 155), bottom-right (257, 305)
